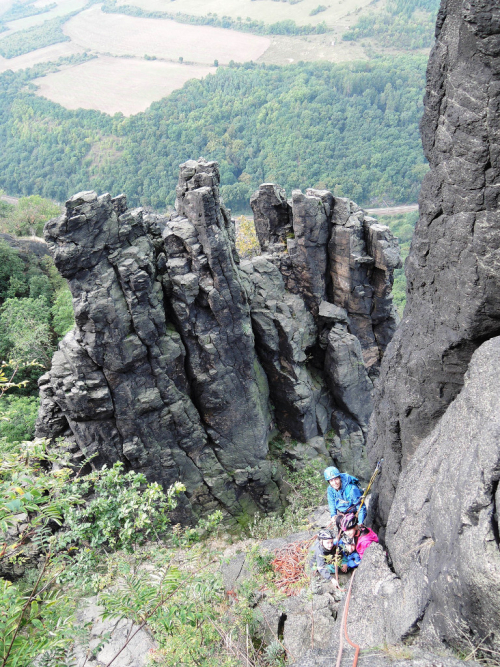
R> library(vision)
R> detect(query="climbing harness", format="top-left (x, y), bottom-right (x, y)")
top-left (272, 461), bottom-right (383, 600)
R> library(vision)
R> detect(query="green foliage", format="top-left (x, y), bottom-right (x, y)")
top-left (0, 194), bottom-right (13, 220)
top-left (0, 296), bottom-right (54, 368)
top-left (343, 0), bottom-right (440, 49)
top-left (0, 195), bottom-right (61, 237)
top-left (310, 5), bottom-right (327, 15)
top-left (0, 573), bottom-right (75, 667)
top-left (56, 463), bottom-right (185, 553)
top-left (0, 242), bottom-right (73, 392)
top-left (380, 210), bottom-right (418, 315)
top-left (51, 288), bottom-right (74, 338)
top-left (250, 458), bottom-right (325, 539)
top-left (0, 15), bottom-right (70, 59)
top-left (0, 0), bottom-right (57, 23)
top-left (0, 242), bottom-right (25, 300)
top-left (0, 57), bottom-right (427, 212)
top-left (0, 395), bottom-right (39, 442)
top-left (102, 0), bottom-right (328, 35)
top-left (0, 438), bottom-right (76, 549)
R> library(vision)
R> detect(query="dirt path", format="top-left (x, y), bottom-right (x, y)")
top-left (365, 204), bottom-right (418, 217)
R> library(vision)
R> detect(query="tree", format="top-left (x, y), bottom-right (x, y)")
top-left (1, 195), bottom-right (61, 237)
top-left (0, 241), bottom-right (25, 299)
top-left (0, 296), bottom-right (54, 368)
top-left (51, 287), bottom-right (74, 339)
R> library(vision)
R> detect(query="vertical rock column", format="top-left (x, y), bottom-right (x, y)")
top-left (367, 0), bottom-right (500, 529)
top-left (249, 185), bottom-right (401, 474)
top-left (37, 192), bottom-right (210, 507)
top-left (162, 159), bottom-right (282, 512)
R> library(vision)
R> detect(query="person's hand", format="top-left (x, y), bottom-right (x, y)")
top-left (341, 564), bottom-right (348, 573)
top-left (347, 545), bottom-right (355, 554)
top-left (331, 578), bottom-right (340, 589)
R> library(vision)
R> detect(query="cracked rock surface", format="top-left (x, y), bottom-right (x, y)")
top-left (364, 0), bottom-right (500, 655)
top-left (37, 160), bottom-right (400, 516)
top-left (368, 0), bottom-right (500, 529)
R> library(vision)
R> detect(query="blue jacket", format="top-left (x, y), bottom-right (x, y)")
top-left (327, 473), bottom-right (366, 524)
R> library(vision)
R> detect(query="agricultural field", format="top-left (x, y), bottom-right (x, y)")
top-left (34, 55), bottom-right (215, 114)
top-left (0, 0), bottom-right (437, 115)
top-left (64, 5), bottom-right (271, 64)
top-left (0, 39), bottom-right (82, 71)
top-left (115, 0), bottom-right (372, 28)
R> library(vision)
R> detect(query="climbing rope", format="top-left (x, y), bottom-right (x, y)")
top-left (272, 461), bottom-right (383, 602)
top-left (335, 569), bottom-right (360, 667)
top-left (271, 539), bottom-right (314, 596)
top-left (356, 459), bottom-right (383, 521)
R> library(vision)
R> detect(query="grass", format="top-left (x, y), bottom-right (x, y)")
top-left (249, 456), bottom-right (326, 540)
top-left (34, 56), bottom-right (215, 115)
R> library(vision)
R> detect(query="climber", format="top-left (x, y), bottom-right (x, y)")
top-left (337, 512), bottom-right (378, 570)
top-left (324, 466), bottom-right (367, 531)
top-left (310, 528), bottom-right (341, 587)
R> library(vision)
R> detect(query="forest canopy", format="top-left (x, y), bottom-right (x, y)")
top-left (0, 56), bottom-right (428, 212)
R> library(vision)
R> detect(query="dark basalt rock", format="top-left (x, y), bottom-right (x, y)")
top-left (368, 0), bottom-right (500, 530)
top-left (37, 159), bottom-right (401, 517)
top-left (362, 0), bottom-right (500, 655)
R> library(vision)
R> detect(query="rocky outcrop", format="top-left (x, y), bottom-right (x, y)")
top-left (362, 0), bottom-right (500, 657)
top-left (302, 339), bottom-right (500, 659)
top-left (37, 159), bottom-right (401, 517)
top-left (368, 0), bottom-right (500, 529)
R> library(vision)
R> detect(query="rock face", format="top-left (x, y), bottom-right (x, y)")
top-left (310, 341), bottom-right (500, 656)
top-left (368, 0), bottom-right (500, 529)
top-left (37, 159), bottom-right (401, 518)
top-left (363, 0), bottom-right (500, 656)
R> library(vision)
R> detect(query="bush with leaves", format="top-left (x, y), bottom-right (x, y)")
top-left (0, 566), bottom-right (75, 667)
top-left (51, 288), bottom-right (74, 339)
top-left (0, 242), bottom-right (25, 300)
top-left (0, 296), bottom-right (54, 369)
top-left (0, 195), bottom-right (61, 238)
top-left (56, 463), bottom-right (185, 554)
top-left (235, 215), bottom-right (261, 259)
top-left (0, 395), bottom-right (39, 443)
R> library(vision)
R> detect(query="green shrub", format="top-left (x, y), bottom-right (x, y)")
top-left (0, 195), bottom-right (61, 237)
top-left (56, 462), bottom-right (186, 553)
top-left (310, 5), bottom-right (327, 15)
top-left (0, 395), bottom-right (39, 442)
top-left (51, 287), bottom-right (74, 339)
top-left (0, 296), bottom-right (53, 367)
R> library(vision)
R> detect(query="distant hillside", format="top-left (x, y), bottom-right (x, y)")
top-left (0, 56), bottom-right (428, 212)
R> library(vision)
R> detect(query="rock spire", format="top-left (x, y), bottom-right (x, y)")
top-left (37, 160), bottom-right (401, 519)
